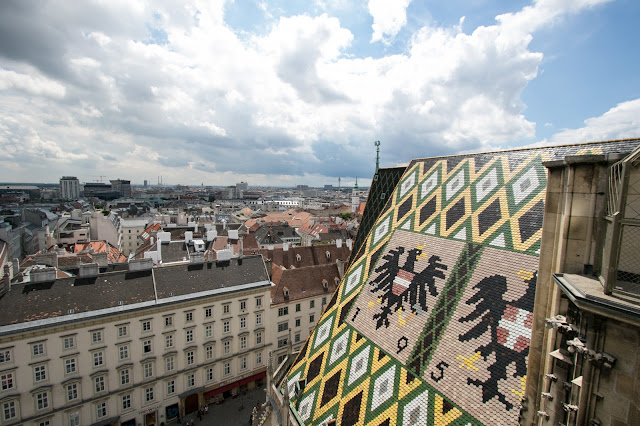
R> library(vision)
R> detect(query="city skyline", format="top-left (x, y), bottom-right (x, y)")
top-left (1, 0), bottom-right (639, 187)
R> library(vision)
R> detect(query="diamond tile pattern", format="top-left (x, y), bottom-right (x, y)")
top-left (287, 141), bottom-right (638, 426)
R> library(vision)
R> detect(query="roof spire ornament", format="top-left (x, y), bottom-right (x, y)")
top-left (374, 140), bottom-right (381, 173)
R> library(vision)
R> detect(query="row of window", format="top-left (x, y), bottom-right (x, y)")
top-left (1, 314), bottom-right (264, 366)
top-left (277, 297), bottom-right (327, 317)
top-left (1, 330), bottom-right (265, 395)
top-left (1, 353), bottom-right (263, 423)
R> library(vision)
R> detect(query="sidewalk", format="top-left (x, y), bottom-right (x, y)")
top-left (177, 386), bottom-right (268, 426)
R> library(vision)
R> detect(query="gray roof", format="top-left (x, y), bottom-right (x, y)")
top-left (0, 255), bottom-right (269, 330)
top-left (154, 255), bottom-right (269, 299)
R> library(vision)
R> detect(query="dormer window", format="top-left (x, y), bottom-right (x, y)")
top-left (325, 251), bottom-right (331, 260)
top-left (296, 254), bottom-right (301, 262)
top-left (283, 287), bottom-right (289, 298)
top-left (322, 279), bottom-right (328, 290)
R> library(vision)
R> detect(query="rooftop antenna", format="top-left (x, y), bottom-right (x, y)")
top-left (374, 140), bottom-right (381, 173)
top-left (338, 177), bottom-right (341, 190)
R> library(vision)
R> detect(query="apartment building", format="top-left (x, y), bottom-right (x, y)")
top-left (0, 255), bottom-right (272, 426)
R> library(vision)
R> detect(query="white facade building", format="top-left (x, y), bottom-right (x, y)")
top-left (59, 177), bottom-right (80, 201)
top-left (0, 256), bottom-right (272, 426)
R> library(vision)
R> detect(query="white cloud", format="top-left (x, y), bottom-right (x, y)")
top-left (549, 99), bottom-right (640, 144)
top-left (368, 0), bottom-right (413, 44)
top-left (0, 0), bottom-right (620, 185)
top-left (0, 68), bottom-right (66, 98)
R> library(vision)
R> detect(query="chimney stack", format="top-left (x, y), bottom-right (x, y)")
top-left (30, 266), bottom-right (57, 283)
top-left (129, 258), bottom-right (153, 272)
top-left (78, 263), bottom-right (99, 278)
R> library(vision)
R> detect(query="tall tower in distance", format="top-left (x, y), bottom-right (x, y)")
top-left (59, 176), bottom-right (79, 201)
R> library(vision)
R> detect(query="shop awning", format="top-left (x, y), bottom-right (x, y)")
top-left (204, 371), bottom-right (266, 399)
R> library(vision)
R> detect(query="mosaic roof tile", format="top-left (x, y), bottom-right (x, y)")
top-left (287, 139), bottom-right (639, 425)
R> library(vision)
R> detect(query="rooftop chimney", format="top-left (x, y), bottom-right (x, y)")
top-left (128, 258), bottom-right (153, 272)
top-left (336, 239), bottom-right (343, 248)
top-left (346, 238), bottom-right (353, 250)
top-left (34, 252), bottom-right (58, 268)
top-left (93, 252), bottom-right (108, 267)
top-left (190, 252), bottom-right (205, 264)
top-left (78, 262), bottom-right (99, 278)
top-left (283, 242), bottom-right (289, 251)
top-left (30, 266), bottom-right (57, 283)
top-left (12, 258), bottom-right (19, 275)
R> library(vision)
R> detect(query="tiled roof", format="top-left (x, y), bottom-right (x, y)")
top-left (247, 243), bottom-right (351, 269)
top-left (0, 270), bottom-right (156, 325)
top-left (153, 255), bottom-right (268, 299)
top-left (0, 255), bottom-right (268, 328)
top-left (73, 241), bottom-right (127, 263)
top-left (271, 263), bottom-right (339, 305)
top-left (286, 139), bottom-right (640, 426)
top-left (244, 209), bottom-right (313, 228)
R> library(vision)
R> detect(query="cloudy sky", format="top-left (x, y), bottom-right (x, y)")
top-left (0, 0), bottom-right (639, 187)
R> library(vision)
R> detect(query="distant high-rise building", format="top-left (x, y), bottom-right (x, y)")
top-left (110, 179), bottom-right (131, 198)
top-left (144, 180), bottom-right (148, 187)
top-left (59, 176), bottom-right (79, 200)
top-left (236, 181), bottom-right (249, 191)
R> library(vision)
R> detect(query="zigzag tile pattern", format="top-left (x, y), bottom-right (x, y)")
top-left (287, 140), bottom-right (639, 426)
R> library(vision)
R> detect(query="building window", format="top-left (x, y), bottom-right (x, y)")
top-left (223, 304), bottom-right (230, 314)
top-left (256, 332), bottom-right (262, 345)
top-left (224, 341), bottom-right (230, 354)
top-left (278, 353), bottom-right (287, 365)
top-left (322, 297), bottom-right (327, 306)
top-left (256, 352), bottom-right (262, 365)
top-left (295, 333), bottom-right (301, 343)
top-left (1, 372), bottom-right (14, 390)
top-left (94, 376), bottom-right (105, 393)
top-left (122, 394), bottom-right (131, 410)
top-left (310, 314), bottom-right (315, 323)
top-left (240, 336), bottom-right (247, 350)
top-left (165, 316), bottom-right (173, 327)
top-left (278, 322), bottom-right (288, 332)
top-left (166, 357), bottom-right (174, 372)
top-left (2, 401), bottom-right (16, 421)
top-left (187, 329), bottom-right (195, 343)
top-left (143, 340), bottom-right (152, 354)
top-left (120, 369), bottom-right (130, 386)
top-left (36, 391), bottom-right (49, 410)
top-left (224, 362), bottom-right (230, 376)
top-left (165, 334), bottom-right (174, 348)
top-left (223, 320), bottom-right (230, 334)
top-left (62, 336), bottom-right (75, 350)
top-left (34, 364), bottom-right (47, 382)
top-left (205, 325), bottom-right (213, 338)
top-left (187, 374), bottom-right (195, 388)
top-left (186, 351), bottom-right (194, 366)
top-left (206, 345), bottom-right (213, 360)
top-left (256, 313), bottom-right (262, 325)
top-left (145, 386), bottom-right (154, 402)
top-left (119, 345), bottom-right (129, 361)
top-left (206, 367), bottom-right (214, 381)
top-left (91, 330), bottom-right (103, 343)
top-left (93, 351), bottom-right (104, 367)
top-left (295, 303), bottom-right (301, 312)
top-left (65, 358), bottom-right (76, 374)
top-left (32, 342), bottom-right (45, 357)
top-left (185, 312), bottom-right (193, 322)
top-left (69, 412), bottom-right (80, 426)
top-left (117, 325), bottom-right (128, 337)
top-left (240, 357), bottom-right (247, 370)
top-left (310, 300), bottom-right (315, 309)
top-left (144, 362), bottom-right (153, 378)
top-left (256, 297), bottom-right (262, 307)
top-left (0, 349), bottom-right (11, 364)
top-left (240, 300), bottom-right (246, 311)
top-left (278, 338), bottom-right (288, 348)
top-left (240, 317), bottom-right (247, 329)
top-left (142, 320), bottom-right (151, 332)
top-left (295, 318), bottom-right (301, 327)
top-left (67, 383), bottom-right (78, 401)
top-left (278, 307), bottom-right (288, 316)
top-left (96, 401), bottom-right (107, 419)
top-left (167, 380), bottom-right (175, 395)
top-left (205, 307), bottom-right (212, 318)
